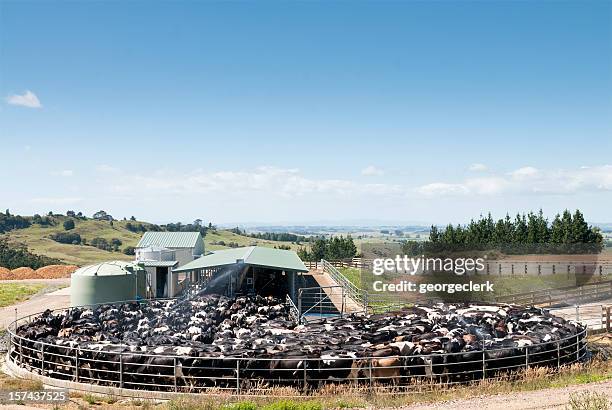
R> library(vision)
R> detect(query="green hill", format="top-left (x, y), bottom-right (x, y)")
top-left (3, 215), bottom-right (304, 266)
top-left (4, 216), bottom-right (141, 265)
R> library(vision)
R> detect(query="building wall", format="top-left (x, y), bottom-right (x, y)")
top-left (172, 248), bottom-right (196, 267)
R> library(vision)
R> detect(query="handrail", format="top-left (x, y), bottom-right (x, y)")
top-left (320, 259), bottom-right (368, 311)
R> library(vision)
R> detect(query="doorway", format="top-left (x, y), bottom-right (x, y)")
top-left (156, 267), bottom-right (168, 298)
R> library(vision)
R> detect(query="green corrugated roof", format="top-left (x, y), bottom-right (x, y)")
top-left (137, 232), bottom-right (201, 249)
top-left (174, 246), bottom-right (308, 273)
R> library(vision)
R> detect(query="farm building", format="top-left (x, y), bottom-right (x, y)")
top-left (135, 232), bottom-right (204, 298)
top-left (174, 246), bottom-right (308, 301)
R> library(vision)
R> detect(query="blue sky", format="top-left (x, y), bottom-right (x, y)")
top-left (1, 1), bottom-right (611, 225)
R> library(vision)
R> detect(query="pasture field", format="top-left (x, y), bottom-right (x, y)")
top-left (0, 283), bottom-right (45, 307)
top-left (4, 217), bottom-right (141, 265)
top-left (339, 266), bottom-right (609, 299)
top-left (205, 229), bottom-right (304, 251)
top-left (3, 215), bottom-right (304, 266)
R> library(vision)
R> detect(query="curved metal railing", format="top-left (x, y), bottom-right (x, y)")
top-left (6, 304), bottom-right (589, 395)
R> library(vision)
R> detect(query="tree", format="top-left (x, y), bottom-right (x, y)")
top-left (130, 216), bottom-right (136, 221)
top-left (123, 246), bottom-right (136, 256)
top-left (63, 219), bottom-right (75, 230)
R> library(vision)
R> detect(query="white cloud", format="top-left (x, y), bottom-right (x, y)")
top-left (361, 165), bottom-right (384, 176)
top-left (468, 163), bottom-right (488, 172)
top-left (105, 166), bottom-right (402, 199)
top-left (96, 164), bottom-right (120, 173)
top-left (509, 166), bottom-right (540, 179)
top-left (6, 90), bottom-right (42, 108)
top-left (29, 197), bottom-right (83, 205)
top-left (53, 170), bottom-right (74, 177)
top-left (416, 165), bottom-right (612, 197)
top-left (417, 182), bottom-right (469, 196)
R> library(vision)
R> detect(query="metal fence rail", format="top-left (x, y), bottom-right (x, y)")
top-left (7, 306), bottom-right (589, 395)
top-left (495, 280), bottom-right (612, 307)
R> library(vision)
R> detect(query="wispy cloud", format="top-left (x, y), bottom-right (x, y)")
top-left (105, 166), bottom-right (402, 199)
top-left (417, 165), bottom-right (612, 197)
top-left (6, 90), bottom-right (42, 108)
top-left (468, 163), bottom-right (488, 172)
top-left (96, 164), bottom-right (120, 173)
top-left (53, 170), bottom-right (74, 177)
top-left (361, 165), bottom-right (385, 176)
top-left (29, 197), bottom-right (83, 205)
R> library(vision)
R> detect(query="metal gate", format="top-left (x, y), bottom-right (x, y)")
top-left (297, 285), bottom-right (346, 323)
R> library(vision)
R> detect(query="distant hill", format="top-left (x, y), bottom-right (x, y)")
top-left (2, 213), bottom-right (304, 266)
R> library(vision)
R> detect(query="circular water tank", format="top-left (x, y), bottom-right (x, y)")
top-left (70, 261), bottom-right (146, 306)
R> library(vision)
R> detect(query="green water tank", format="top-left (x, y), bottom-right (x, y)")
top-left (70, 261), bottom-right (147, 306)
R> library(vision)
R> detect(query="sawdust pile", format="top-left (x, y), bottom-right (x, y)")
top-left (0, 265), bottom-right (77, 280)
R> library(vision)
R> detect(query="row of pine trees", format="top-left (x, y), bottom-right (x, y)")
top-left (428, 209), bottom-right (603, 253)
top-left (298, 236), bottom-right (357, 261)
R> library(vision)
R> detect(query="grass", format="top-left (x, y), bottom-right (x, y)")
top-left (205, 230), bottom-right (304, 252)
top-left (4, 216), bottom-right (141, 265)
top-left (566, 391), bottom-right (610, 410)
top-left (0, 283), bottom-right (45, 307)
top-left (4, 215), bottom-right (305, 266)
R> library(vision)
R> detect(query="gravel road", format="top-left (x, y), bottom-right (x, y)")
top-left (395, 380), bottom-right (612, 409)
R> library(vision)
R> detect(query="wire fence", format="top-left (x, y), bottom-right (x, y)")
top-left (7, 306), bottom-right (589, 395)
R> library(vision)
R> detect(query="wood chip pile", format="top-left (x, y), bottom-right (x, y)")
top-left (0, 265), bottom-right (78, 280)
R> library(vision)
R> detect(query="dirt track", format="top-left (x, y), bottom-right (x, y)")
top-left (396, 380), bottom-right (612, 409)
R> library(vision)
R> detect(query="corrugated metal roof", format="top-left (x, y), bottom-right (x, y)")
top-left (136, 232), bottom-right (201, 249)
top-left (72, 261), bottom-right (145, 277)
top-left (139, 260), bottom-right (178, 268)
top-left (174, 246), bottom-right (308, 273)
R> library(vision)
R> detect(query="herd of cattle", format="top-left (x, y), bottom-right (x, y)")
top-left (10, 294), bottom-right (586, 391)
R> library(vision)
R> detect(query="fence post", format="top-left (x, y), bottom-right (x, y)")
top-left (297, 290), bottom-right (302, 323)
top-left (368, 358), bottom-right (373, 389)
top-left (303, 360), bottom-right (307, 393)
top-left (40, 343), bottom-right (44, 375)
top-left (576, 335), bottom-right (580, 361)
top-left (236, 360), bottom-right (240, 395)
top-left (75, 347), bottom-right (79, 382)
top-left (119, 352), bottom-right (123, 388)
top-left (575, 305), bottom-right (580, 322)
top-left (607, 307), bottom-right (611, 332)
top-left (18, 337), bottom-right (22, 365)
top-left (482, 349), bottom-right (486, 380)
top-left (557, 341), bottom-right (560, 368)
top-left (525, 346), bottom-right (529, 371)
top-left (173, 357), bottom-right (178, 392)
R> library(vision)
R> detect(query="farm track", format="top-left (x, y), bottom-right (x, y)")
top-left (395, 379), bottom-right (612, 409)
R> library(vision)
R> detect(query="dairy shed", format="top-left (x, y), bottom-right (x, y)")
top-left (174, 246), bottom-right (308, 301)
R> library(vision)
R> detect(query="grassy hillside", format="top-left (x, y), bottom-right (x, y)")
top-left (4, 216), bottom-right (141, 266)
top-left (3, 215), bottom-right (305, 266)
top-left (205, 229), bottom-right (304, 251)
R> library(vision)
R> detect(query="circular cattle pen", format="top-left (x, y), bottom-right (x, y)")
top-left (6, 294), bottom-right (588, 397)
